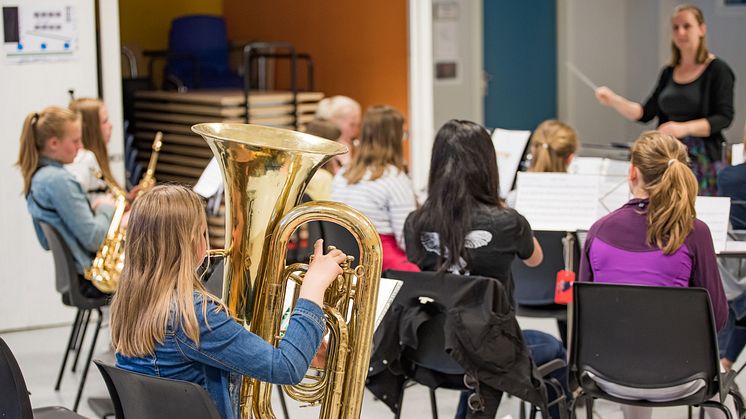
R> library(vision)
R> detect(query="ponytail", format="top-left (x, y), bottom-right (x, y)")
top-left (17, 113), bottom-right (42, 196)
top-left (631, 131), bottom-right (697, 255)
top-left (16, 107), bottom-right (81, 195)
top-left (529, 119), bottom-right (578, 173)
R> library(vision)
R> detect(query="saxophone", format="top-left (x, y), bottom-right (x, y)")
top-left (84, 131), bottom-right (163, 292)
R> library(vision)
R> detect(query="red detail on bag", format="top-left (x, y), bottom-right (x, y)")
top-left (554, 270), bottom-right (575, 305)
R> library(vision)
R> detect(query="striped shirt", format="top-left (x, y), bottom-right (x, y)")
top-left (331, 165), bottom-right (416, 250)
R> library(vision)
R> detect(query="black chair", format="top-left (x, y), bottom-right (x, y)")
top-left (0, 337), bottom-right (86, 419)
top-left (569, 282), bottom-right (745, 419)
top-left (39, 222), bottom-right (109, 412)
top-left (378, 270), bottom-right (568, 419)
top-left (511, 231), bottom-right (579, 345)
top-left (93, 361), bottom-right (220, 419)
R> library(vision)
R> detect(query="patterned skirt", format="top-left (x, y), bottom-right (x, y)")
top-left (680, 136), bottom-right (725, 196)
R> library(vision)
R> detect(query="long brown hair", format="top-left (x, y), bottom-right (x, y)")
top-left (528, 120), bottom-right (579, 173)
top-left (69, 98), bottom-right (119, 188)
top-left (111, 185), bottom-right (224, 357)
top-left (670, 4), bottom-right (709, 66)
top-left (16, 107), bottom-right (81, 195)
top-left (631, 131), bottom-right (698, 255)
top-left (344, 105), bottom-right (405, 184)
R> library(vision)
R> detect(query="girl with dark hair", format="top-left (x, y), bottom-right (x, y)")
top-left (404, 119), bottom-right (567, 418)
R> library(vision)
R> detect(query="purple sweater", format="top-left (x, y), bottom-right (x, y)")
top-left (579, 198), bottom-right (727, 330)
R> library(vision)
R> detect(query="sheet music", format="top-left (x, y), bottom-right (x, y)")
top-left (491, 128), bottom-right (532, 198)
top-left (724, 240), bottom-right (746, 254)
top-left (374, 277), bottom-right (403, 331)
top-left (732, 144), bottom-right (744, 166)
top-left (193, 157), bottom-right (222, 198)
top-left (695, 196), bottom-right (731, 253)
top-left (568, 157), bottom-right (605, 175)
top-left (569, 157), bottom-right (631, 216)
top-left (514, 173), bottom-right (601, 231)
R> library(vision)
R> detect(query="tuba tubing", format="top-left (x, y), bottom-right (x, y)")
top-left (252, 202), bottom-right (382, 419)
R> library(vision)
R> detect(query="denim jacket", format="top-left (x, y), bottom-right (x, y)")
top-left (27, 158), bottom-right (114, 274)
top-left (116, 294), bottom-right (325, 419)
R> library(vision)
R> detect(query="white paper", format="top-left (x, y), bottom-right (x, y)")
top-left (732, 144), bottom-right (744, 166)
top-left (374, 277), bottom-right (403, 331)
top-left (193, 157), bottom-right (222, 198)
top-left (568, 157), bottom-right (631, 216)
top-left (514, 173), bottom-right (601, 231)
top-left (695, 196), bottom-right (731, 253)
top-left (724, 240), bottom-right (746, 254)
top-left (491, 128), bottom-right (531, 198)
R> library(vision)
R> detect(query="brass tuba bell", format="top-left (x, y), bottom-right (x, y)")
top-left (191, 123), bottom-right (382, 419)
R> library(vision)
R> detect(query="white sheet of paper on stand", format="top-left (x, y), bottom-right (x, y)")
top-left (491, 128), bottom-right (532, 198)
top-left (732, 144), bottom-right (744, 166)
top-left (193, 157), bottom-right (222, 198)
top-left (515, 173), bottom-right (601, 231)
top-left (374, 277), bottom-right (403, 331)
top-left (695, 196), bottom-right (731, 253)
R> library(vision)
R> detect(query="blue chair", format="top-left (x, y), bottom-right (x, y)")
top-left (148, 15), bottom-right (243, 90)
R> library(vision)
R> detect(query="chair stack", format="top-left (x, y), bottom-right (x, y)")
top-left (132, 89), bottom-right (324, 248)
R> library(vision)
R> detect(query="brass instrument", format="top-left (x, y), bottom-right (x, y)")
top-left (135, 131), bottom-right (163, 198)
top-left (84, 131), bottom-right (163, 292)
top-left (84, 174), bottom-right (126, 293)
top-left (191, 123), bottom-right (382, 419)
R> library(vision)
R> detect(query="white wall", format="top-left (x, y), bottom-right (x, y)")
top-left (559, 0), bottom-right (746, 146)
top-left (0, 0), bottom-right (122, 331)
top-left (432, 0), bottom-right (484, 129)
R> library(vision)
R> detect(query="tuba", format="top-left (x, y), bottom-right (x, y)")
top-left (84, 131), bottom-right (163, 292)
top-left (191, 123), bottom-right (382, 419)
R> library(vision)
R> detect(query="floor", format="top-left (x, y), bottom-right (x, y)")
top-left (1, 312), bottom-right (740, 419)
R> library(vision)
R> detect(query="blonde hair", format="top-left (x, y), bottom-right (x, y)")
top-left (69, 98), bottom-right (119, 189)
top-left (344, 105), bottom-right (405, 184)
top-left (16, 107), bottom-right (81, 196)
top-left (111, 185), bottom-right (224, 357)
top-left (631, 131), bottom-right (698, 255)
top-left (670, 4), bottom-right (709, 66)
top-left (529, 120), bottom-right (579, 173)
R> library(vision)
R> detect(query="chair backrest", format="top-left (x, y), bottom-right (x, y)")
top-left (319, 221), bottom-right (360, 263)
top-left (569, 282), bottom-right (720, 393)
top-left (39, 222), bottom-right (80, 299)
top-left (167, 15), bottom-right (230, 87)
top-left (0, 337), bottom-right (33, 419)
top-left (382, 270), bottom-right (505, 375)
top-left (511, 230), bottom-right (579, 305)
top-left (94, 361), bottom-right (221, 419)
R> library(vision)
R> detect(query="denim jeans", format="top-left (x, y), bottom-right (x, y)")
top-left (718, 303), bottom-right (746, 362)
top-left (455, 329), bottom-right (568, 419)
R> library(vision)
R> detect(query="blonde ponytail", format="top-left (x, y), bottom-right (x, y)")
top-left (16, 107), bottom-right (80, 195)
top-left (631, 131), bottom-right (698, 255)
top-left (529, 120), bottom-right (579, 173)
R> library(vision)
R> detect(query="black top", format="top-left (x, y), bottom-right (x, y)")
top-left (639, 58), bottom-right (735, 161)
top-left (404, 204), bottom-right (535, 288)
top-left (718, 163), bottom-right (746, 230)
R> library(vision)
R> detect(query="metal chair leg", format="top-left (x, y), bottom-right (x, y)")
top-left (72, 309), bottom-right (91, 373)
top-left (73, 308), bottom-right (102, 412)
top-left (276, 385), bottom-right (290, 419)
top-left (585, 398), bottom-right (593, 419)
top-left (429, 388), bottom-right (438, 419)
top-left (55, 309), bottom-right (82, 390)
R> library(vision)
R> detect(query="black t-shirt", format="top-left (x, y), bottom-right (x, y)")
top-left (404, 204), bottom-right (535, 286)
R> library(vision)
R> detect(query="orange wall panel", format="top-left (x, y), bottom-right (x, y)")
top-left (222, 0), bottom-right (409, 121)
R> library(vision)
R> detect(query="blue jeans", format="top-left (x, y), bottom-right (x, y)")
top-left (718, 303), bottom-right (746, 362)
top-left (455, 329), bottom-right (569, 418)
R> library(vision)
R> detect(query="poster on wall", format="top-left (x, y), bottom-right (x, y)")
top-left (2, 2), bottom-right (79, 64)
top-left (433, 1), bottom-right (461, 83)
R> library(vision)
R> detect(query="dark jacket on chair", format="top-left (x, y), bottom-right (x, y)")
top-left (366, 272), bottom-right (547, 412)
